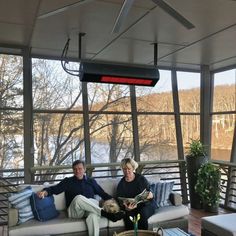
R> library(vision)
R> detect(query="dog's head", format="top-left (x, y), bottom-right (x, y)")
top-left (103, 199), bottom-right (120, 213)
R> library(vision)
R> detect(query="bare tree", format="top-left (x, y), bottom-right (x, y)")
top-left (0, 55), bottom-right (23, 173)
top-left (32, 59), bottom-right (136, 180)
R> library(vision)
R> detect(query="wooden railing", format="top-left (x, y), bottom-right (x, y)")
top-left (0, 169), bottom-right (24, 225)
top-left (213, 160), bottom-right (236, 211)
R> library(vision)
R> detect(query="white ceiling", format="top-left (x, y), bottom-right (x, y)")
top-left (1, 0), bottom-right (236, 71)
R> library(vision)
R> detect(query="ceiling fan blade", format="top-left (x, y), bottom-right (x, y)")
top-left (37, 0), bottom-right (93, 20)
top-left (111, 0), bottom-right (135, 34)
top-left (152, 0), bottom-right (195, 29)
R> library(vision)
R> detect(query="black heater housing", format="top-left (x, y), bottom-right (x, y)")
top-left (79, 62), bottom-right (159, 87)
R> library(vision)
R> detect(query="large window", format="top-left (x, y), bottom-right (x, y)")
top-left (213, 69), bottom-right (236, 112)
top-left (32, 59), bottom-right (82, 110)
top-left (136, 70), bottom-right (177, 161)
top-left (138, 115), bottom-right (177, 161)
top-left (33, 113), bottom-right (84, 166)
top-left (90, 114), bottom-right (133, 164)
top-left (177, 71), bottom-right (200, 113)
top-left (211, 69), bottom-right (236, 161)
top-left (0, 54), bottom-right (23, 170)
top-left (32, 59), bottom-right (85, 167)
top-left (177, 71), bottom-right (201, 154)
top-left (181, 115), bottom-right (200, 146)
top-left (87, 83), bottom-right (132, 164)
top-left (87, 83), bottom-right (130, 112)
top-left (136, 70), bottom-right (173, 112)
top-left (1, 54), bottom-right (236, 170)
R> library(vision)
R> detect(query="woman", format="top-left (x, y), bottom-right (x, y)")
top-left (116, 158), bottom-right (157, 230)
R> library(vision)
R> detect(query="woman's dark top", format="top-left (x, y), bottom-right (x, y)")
top-left (116, 173), bottom-right (154, 207)
top-left (116, 173), bottom-right (157, 230)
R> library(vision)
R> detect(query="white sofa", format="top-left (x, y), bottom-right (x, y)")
top-left (8, 176), bottom-right (189, 236)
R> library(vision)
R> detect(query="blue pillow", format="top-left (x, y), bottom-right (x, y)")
top-left (150, 181), bottom-right (175, 207)
top-left (30, 193), bottom-right (59, 221)
top-left (8, 186), bottom-right (34, 224)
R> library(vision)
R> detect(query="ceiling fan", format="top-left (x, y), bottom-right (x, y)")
top-left (38, 0), bottom-right (195, 32)
top-left (37, 0), bottom-right (93, 19)
top-left (111, 0), bottom-right (195, 33)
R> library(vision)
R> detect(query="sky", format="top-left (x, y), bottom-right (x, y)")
top-left (138, 69), bottom-right (236, 95)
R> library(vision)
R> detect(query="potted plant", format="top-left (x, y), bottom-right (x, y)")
top-left (185, 139), bottom-right (208, 209)
top-left (195, 162), bottom-right (221, 212)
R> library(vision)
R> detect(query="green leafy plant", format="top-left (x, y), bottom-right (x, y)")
top-left (186, 139), bottom-right (207, 157)
top-left (195, 162), bottom-right (221, 208)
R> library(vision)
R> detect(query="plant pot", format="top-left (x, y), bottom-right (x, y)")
top-left (186, 155), bottom-right (208, 209)
top-left (204, 204), bottom-right (219, 213)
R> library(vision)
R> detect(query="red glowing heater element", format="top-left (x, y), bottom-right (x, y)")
top-left (79, 62), bottom-right (159, 87)
top-left (101, 76), bottom-right (153, 86)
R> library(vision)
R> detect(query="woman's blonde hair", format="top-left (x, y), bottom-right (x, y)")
top-left (120, 158), bottom-right (138, 171)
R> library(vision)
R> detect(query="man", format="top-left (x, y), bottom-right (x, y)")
top-left (37, 160), bottom-right (124, 236)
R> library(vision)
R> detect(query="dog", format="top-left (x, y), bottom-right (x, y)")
top-left (102, 199), bottom-right (120, 213)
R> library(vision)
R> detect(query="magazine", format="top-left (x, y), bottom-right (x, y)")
top-left (118, 189), bottom-right (150, 205)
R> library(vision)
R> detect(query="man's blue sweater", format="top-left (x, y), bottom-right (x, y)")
top-left (44, 175), bottom-right (112, 207)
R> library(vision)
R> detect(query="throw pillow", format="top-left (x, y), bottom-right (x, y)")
top-left (8, 186), bottom-right (34, 224)
top-left (30, 192), bottom-right (59, 221)
top-left (151, 181), bottom-right (175, 207)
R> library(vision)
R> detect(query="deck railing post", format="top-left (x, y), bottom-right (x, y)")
top-left (180, 161), bottom-right (188, 204)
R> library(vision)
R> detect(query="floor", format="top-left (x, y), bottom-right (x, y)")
top-left (188, 206), bottom-right (231, 236)
top-left (0, 206), bottom-right (232, 236)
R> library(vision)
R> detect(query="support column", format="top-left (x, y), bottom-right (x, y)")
top-left (130, 86), bottom-right (140, 161)
top-left (225, 122), bottom-right (236, 207)
top-left (23, 47), bottom-right (34, 183)
top-left (200, 65), bottom-right (213, 157)
top-left (230, 121), bottom-right (236, 162)
top-left (172, 70), bottom-right (188, 203)
top-left (82, 82), bottom-right (91, 164)
top-left (172, 70), bottom-right (184, 160)
top-left (79, 33), bottom-right (91, 164)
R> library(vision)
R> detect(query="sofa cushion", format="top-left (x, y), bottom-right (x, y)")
top-left (9, 211), bottom-right (109, 236)
top-left (8, 186), bottom-right (34, 224)
top-left (8, 208), bottom-right (18, 227)
top-left (151, 181), bottom-right (175, 207)
top-left (96, 178), bottom-right (120, 197)
top-left (169, 192), bottom-right (182, 206)
top-left (108, 204), bottom-right (189, 229)
top-left (148, 205), bottom-right (189, 224)
top-left (108, 218), bottom-right (125, 228)
top-left (95, 176), bottom-right (160, 199)
top-left (30, 193), bottom-right (59, 221)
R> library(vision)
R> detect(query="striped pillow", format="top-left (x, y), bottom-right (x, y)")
top-left (8, 186), bottom-right (34, 224)
top-left (151, 181), bottom-right (175, 207)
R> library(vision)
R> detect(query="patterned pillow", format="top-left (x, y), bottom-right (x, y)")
top-left (150, 181), bottom-right (175, 207)
top-left (8, 186), bottom-right (34, 224)
top-left (30, 193), bottom-right (59, 221)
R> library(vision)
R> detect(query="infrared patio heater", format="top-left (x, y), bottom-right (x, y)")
top-left (61, 34), bottom-right (159, 87)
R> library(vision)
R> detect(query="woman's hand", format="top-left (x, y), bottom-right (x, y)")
top-left (123, 201), bottom-right (137, 210)
top-left (147, 191), bottom-right (153, 200)
top-left (37, 190), bottom-right (48, 199)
